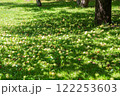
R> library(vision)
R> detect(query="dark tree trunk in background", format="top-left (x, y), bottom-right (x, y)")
top-left (36, 0), bottom-right (42, 6)
top-left (95, 0), bottom-right (112, 25)
top-left (80, 0), bottom-right (89, 7)
top-left (77, 0), bottom-right (80, 5)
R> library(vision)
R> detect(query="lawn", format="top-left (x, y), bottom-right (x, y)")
top-left (0, 0), bottom-right (120, 80)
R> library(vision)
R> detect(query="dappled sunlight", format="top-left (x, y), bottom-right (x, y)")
top-left (0, 0), bottom-right (120, 80)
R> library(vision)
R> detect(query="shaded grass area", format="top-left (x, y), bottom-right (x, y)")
top-left (0, 0), bottom-right (120, 80)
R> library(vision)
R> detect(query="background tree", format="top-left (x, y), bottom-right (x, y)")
top-left (36, 0), bottom-right (42, 6)
top-left (80, 0), bottom-right (89, 7)
top-left (95, 0), bottom-right (112, 24)
top-left (77, 0), bottom-right (81, 5)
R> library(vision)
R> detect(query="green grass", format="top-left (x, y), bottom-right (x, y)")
top-left (0, 0), bottom-right (120, 80)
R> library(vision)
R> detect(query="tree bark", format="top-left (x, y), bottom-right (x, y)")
top-left (80, 0), bottom-right (89, 7)
top-left (36, 0), bottom-right (42, 6)
top-left (95, 0), bottom-right (112, 25)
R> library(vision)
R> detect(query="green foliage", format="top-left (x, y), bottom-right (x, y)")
top-left (0, 0), bottom-right (120, 80)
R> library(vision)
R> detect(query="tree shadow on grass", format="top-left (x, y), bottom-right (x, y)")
top-left (112, 11), bottom-right (120, 24)
top-left (0, 0), bottom-right (96, 13)
top-left (0, 1), bottom-right (78, 10)
top-left (0, 0), bottom-right (119, 11)
top-left (2, 8), bottom-right (119, 37)
top-left (112, 0), bottom-right (120, 6)
top-left (1, 0), bottom-right (119, 37)
top-left (2, 10), bottom-right (96, 37)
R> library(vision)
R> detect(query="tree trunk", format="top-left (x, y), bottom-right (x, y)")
top-left (80, 0), bottom-right (89, 7)
top-left (36, 0), bottom-right (42, 6)
top-left (95, 0), bottom-right (112, 25)
top-left (77, 0), bottom-right (80, 5)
